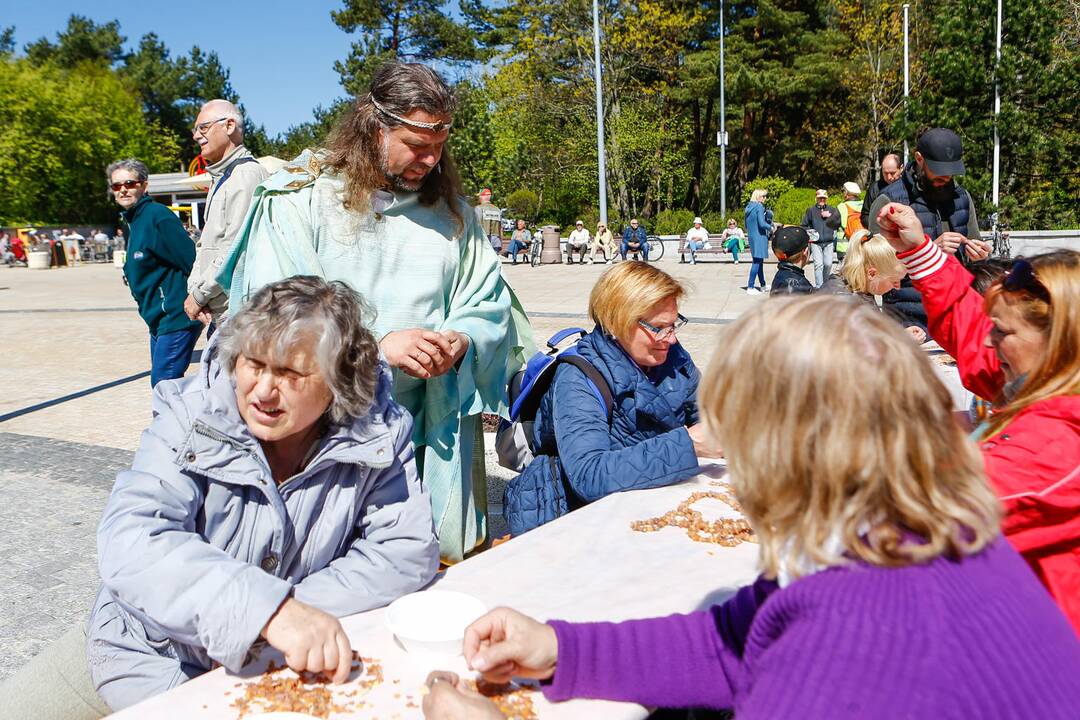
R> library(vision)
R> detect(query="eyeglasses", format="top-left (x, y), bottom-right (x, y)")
top-left (110, 179), bottom-right (143, 191)
top-left (192, 117), bottom-right (228, 136)
top-left (637, 313), bottom-right (688, 341)
top-left (1002, 259), bottom-right (1050, 303)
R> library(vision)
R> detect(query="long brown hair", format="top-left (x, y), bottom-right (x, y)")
top-left (324, 62), bottom-right (463, 230)
top-left (982, 250), bottom-right (1080, 438)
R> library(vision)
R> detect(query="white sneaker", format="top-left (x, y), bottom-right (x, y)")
top-left (734, 260), bottom-right (740, 264)
top-left (746, 288), bottom-right (761, 296)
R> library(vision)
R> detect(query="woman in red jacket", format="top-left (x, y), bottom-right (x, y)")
top-left (877, 203), bottom-right (1080, 633)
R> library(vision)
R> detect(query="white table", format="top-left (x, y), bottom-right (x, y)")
top-left (110, 466), bottom-right (760, 719)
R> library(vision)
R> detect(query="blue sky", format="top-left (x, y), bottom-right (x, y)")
top-left (6, 0), bottom-right (356, 135)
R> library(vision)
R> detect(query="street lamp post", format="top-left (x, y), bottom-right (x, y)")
top-left (592, 0), bottom-right (608, 226)
top-left (992, 0), bottom-right (1002, 217)
top-left (718, 1), bottom-right (727, 220)
top-left (903, 3), bottom-right (910, 166)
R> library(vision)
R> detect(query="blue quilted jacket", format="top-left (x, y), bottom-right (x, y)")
top-left (504, 328), bottom-right (701, 535)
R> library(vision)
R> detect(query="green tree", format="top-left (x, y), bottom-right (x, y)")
top-left (331, 0), bottom-right (485, 95)
top-left (0, 57), bottom-right (179, 225)
top-left (23, 15), bottom-right (125, 67)
top-left (0, 27), bottom-right (15, 56)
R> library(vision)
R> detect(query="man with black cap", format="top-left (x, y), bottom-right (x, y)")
top-left (867, 128), bottom-right (990, 263)
top-left (769, 226), bottom-right (815, 295)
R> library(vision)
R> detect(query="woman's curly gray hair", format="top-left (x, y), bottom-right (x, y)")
top-left (216, 276), bottom-right (381, 424)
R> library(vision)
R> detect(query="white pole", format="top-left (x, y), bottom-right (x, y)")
top-left (719, 1), bottom-right (727, 220)
top-left (992, 0), bottom-right (1002, 210)
top-left (903, 4), bottom-right (910, 166)
top-left (592, 0), bottom-right (608, 225)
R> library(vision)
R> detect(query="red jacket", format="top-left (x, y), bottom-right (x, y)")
top-left (900, 239), bottom-right (1080, 634)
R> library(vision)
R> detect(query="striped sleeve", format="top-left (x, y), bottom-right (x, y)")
top-left (897, 236), bottom-right (946, 280)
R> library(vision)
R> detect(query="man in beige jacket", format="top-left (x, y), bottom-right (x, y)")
top-left (184, 99), bottom-right (268, 326)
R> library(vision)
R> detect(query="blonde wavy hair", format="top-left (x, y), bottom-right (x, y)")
top-left (589, 261), bottom-right (685, 344)
top-left (699, 295), bottom-right (1000, 581)
top-left (981, 250), bottom-right (1080, 438)
top-left (841, 231), bottom-right (903, 293)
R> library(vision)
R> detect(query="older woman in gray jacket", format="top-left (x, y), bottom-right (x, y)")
top-left (6, 276), bottom-right (440, 717)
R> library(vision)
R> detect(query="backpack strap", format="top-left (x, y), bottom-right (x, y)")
top-left (556, 354), bottom-right (614, 421)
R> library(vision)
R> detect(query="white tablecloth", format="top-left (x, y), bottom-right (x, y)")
top-left (109, 466), bottom-right (760, 719)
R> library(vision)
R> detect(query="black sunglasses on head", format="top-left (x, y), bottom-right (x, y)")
top-left (1002, 259), bottom-right (1051, 303)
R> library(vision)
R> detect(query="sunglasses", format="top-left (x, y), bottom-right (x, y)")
top-left (110, 180), bottom-right (143, 192)
top-left (1002, 259), bottom-right (1050, 303)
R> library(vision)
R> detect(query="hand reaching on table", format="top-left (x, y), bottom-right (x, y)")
top-left (420, 671), bottom-right (503, 720)
top-left (687, 423), bottom-right (724, 459)
top-left (463, 607), bottom-right (559, 684)
top-left (906, 326), bottom-right (928, 343)
top-left (261, 597), bottom-right (352, 683)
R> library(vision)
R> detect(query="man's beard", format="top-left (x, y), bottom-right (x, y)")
top-left (917, 166), bottom-right (955, 204)
top-left (379, 145), bottom-right (431, 192)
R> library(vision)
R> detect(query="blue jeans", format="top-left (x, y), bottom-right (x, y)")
top-left (149, 326), bottom-right (201, 386)
top-left (725, 238), bottom-right (740, 262)
top-left (687, 240), bottom-right (704, 262)
top-left (810, 241), bottom-right (835, 287)
top-left (747, 258), bottom-right (766, 289)
top-left (621, 242), bottom-right (648, 261)
top-left (507, 239), bottom-right (528, 263)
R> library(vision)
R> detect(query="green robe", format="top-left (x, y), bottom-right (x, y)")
top-left (219, 151), bottom-right (534, 562)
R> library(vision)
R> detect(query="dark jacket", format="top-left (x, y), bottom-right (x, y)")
top-left (622, 225), bottom-right (647, 248)
top-left (744, 201), bottom-right (773, 259)
top-left (503, 329), bottom-right (701, 535)
top-left (121, 196), bottom-right (200, 336)
top-left (868, 161), bottom-right (980, 253)
top-left (770, 261), bottom-right (814, 295)
top-left (800, 203), bottom-right (842, 246)
top-left (860, 177), bottom-right (890, 228)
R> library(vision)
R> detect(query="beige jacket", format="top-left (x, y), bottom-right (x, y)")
top-left (189, 145), bottom-right (268, 316)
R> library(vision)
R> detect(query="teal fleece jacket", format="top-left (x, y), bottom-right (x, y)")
top-left (120, 196), bottom-right (200, 336)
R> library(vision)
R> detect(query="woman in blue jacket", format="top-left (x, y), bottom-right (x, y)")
top-left (505, 262), bottom-right (722, 534)
top-left (744, 188), bottom-right (774, 295)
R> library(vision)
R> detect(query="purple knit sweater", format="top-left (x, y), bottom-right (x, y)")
top-left (544, 538), bottom-right (1080, 718)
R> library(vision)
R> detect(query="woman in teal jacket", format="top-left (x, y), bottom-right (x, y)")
top-left (109, 158), bottom-right (202, 385)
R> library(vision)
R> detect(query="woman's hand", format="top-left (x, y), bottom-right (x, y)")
top-left (443, 330), bottom-right (471, 370)
top-left (906, 326), bottom-right (928, 343)
top-left (874, 203), bottom-right (925, 253)
top-left (421, 672), bottom-right (504, 720)
top-left (380, 329), bottom-right (454, 379)
top-left (463, 608), bottom-right (559, 684)
top-left (261, 597), bottom-right (352, 683)
top-left (687, 423), bottom-right (724, 459)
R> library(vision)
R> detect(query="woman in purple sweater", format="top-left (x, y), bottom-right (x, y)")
top-left (422, 295), bottom-right (1080, 719)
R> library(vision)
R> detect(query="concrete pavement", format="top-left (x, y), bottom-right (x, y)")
top-left (0, 254), bottom-right (776, 678)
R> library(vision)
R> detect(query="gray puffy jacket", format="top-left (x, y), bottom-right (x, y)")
top-left (87, 346), bottom-right (439, 710)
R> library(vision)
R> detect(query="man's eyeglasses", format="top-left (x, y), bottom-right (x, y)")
top-left (192, 117), bottom-right (228, 136)
top-left (110, 180), bottom-right (143, 191)
top-left (637, 313), bottom-right (688, 341)
top-left (1002, 258), bottom-right (1050, 303)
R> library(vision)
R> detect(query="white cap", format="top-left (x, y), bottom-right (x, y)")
top-left (815, 189), bottom-right (829, 199)
top-left (575, 220), bottom-right (584, 226)
top-left (843, 181), bottom-right (862, 195)
top-left (693, 217), bottom-right (703, 224)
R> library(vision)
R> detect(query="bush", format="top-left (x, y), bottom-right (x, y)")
top-left (505, 188), bottom-right (540, 221)
top-left (772, 188), bottom-right (845, 226)
top-left (651, 208), bottom-right (696, 236)
top-left (740, 176), bottom-right (795, 207)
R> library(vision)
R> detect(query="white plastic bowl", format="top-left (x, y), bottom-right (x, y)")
top-left (385, 590), bottom-right (487, 657)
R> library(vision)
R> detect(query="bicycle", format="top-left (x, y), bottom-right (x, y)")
top-left (529, 236), bottom-right (543, 267)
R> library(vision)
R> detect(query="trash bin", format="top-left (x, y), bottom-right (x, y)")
top-left (540, 225), bottom-right (562, 264)
top-left (28, 251), bottom-right (50, 270)
top-left (113, 250), bottom-right (126, 268)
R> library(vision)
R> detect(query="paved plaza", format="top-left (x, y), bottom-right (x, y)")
top-left (0, 254), bottom-right (776, 678)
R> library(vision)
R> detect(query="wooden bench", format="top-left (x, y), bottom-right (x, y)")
top-left (677, 233), bottom-right (742, 262)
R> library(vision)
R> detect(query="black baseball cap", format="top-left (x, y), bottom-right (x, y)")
top-left (772, 226), bottom-right (809, 260)
top-left (917, 128), bottom-right (965, 176)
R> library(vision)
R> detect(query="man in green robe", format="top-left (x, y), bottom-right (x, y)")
top-left (219, 62), bottom-right (533, 562)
